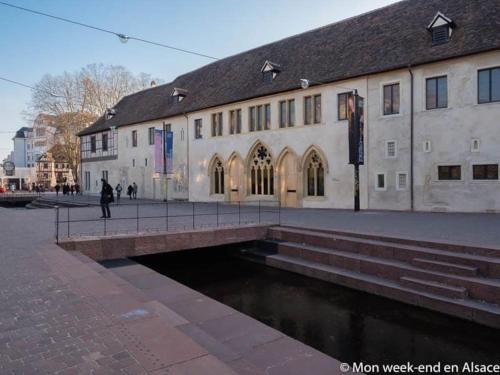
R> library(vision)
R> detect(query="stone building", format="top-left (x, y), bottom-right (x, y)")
top-left (79, 0), bottom-right (500, 212)
top-left (36, 146), bottom-right (74, 189)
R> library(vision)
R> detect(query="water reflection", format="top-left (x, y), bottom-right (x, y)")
top-left (134, 246), bottom-right (500, 366)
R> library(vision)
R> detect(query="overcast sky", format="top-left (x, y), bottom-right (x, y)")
top-left (0, 0), bottom-right (398, 160)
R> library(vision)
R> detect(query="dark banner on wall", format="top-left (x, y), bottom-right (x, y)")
top-left (165, 131), bottom-right (173, 174)
top-left (348, 93), bottom-right (365, 165)
top-left (154, 129), bottom-right (163, 173)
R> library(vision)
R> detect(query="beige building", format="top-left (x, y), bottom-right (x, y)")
top-left (79, 0), bottom-right (500, 212)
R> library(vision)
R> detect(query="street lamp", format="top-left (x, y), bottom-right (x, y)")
top-left (116, 33), bottom-right (130, 43)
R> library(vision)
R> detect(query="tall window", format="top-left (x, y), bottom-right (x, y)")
top-left (304, 96), bottom-right (312, 124)
top-left (84, 171), bottom-right (90, 190)
top-left (438, 165), bottom-right (461, 180)
top-left (250, 145), bottom-right (274, 195)
top-left (229, 109), bottom-right (242, 134)
top-left (305, 151), bottom-right (325, 196)
top-left (102, 134), bottom-right (108, 152)
top-left (383, 83), bottom-right (400, 115)
top-left (132, 130), bottom-right (138, 147)
top-left (212, 158), bottom-right (224, 194)
top-left (90, 136), bottom-right (96, 153)
top-left (478, 67), bottom-right (500, 104)
top-left (211, 112), bottom-right (223, 137)
top-left (279, 99), bottom-right (295, 128)
top-left (314, 95), bottom-right (321, 123)
top-left (426, 76), bottom-right (448, 109)
top-left (249, 106), bottom-right (256, 132)
top-left (264, 104), bottom-right (271, 130)
top-left (304, 95), bottom-right (321, 124)
top-left (148, 127), bottom-right (155, 145)
top-left (194, 119), bottom-right (202, 139)
top-left (338, 93), bottom-right (349, 120)
top-left (102, 170), bottom-right (108, 182)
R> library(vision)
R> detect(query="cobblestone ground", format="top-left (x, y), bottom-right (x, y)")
top-left (0, 207), bottom-right (236, 374)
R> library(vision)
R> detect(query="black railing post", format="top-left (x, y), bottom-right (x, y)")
top-left (55, 206), bottom-right (59, 244)
top-left (238, 201), bottom-right (241, 225)
top-left (166, 201), bottom-right (169, 232)
top-left (216, 201), bottom-right (219, 227)
top-left (278, 199), bottom-right (281, 226)
top-left (258, 200), bottom-right (261, 224)
top-left (136, 203), bottom-right (139, 233)
top-left (67, 207), bottom-right (70, 237)
top-left (104, 216), bottom-right (107, 236)
top-left (192, 202), bottom-right (195, 229)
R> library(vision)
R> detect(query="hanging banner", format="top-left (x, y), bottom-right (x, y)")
top-left (154, 129), bottom-right (163, 173)
top-left (348, 93), bottom-right (364, 165)
top-left (165, 131), bottom-right (173, 174)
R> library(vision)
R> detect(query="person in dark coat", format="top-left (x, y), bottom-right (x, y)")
top-left (127, 185), bottom-right (133, 200)
top-left (100, 179), bottom-right (114, 218)
top-left (55, 184), bottom-right (60, 196)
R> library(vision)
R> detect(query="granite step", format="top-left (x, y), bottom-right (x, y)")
top-left (275, 241), bottom-right (500, 304)
top-left (411, 258), bottom-right (478, 277)
top-left (400, 276), bottom-right (468, 299)
top-left (268, 227), bottom-right (500, 278)
top-left (265, 254), bottom-right (500, 329)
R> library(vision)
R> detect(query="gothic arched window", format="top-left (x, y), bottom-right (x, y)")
top-left (212, 158), bottom-right (224, 194)
top-left (306, 151), bottom-right (324, 196)
top-left (250, 145), bottom-right (274, 195)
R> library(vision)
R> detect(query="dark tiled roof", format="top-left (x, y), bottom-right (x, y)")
top-left (79, 0), bottom-right (500, 136)
top-left (14, 127), bottom-right (32, 139)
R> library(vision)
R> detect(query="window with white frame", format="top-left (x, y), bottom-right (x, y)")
top-left (396, 172), bottom-right (408, 190)
top-left (423, 140), bottom-right (432, 153)
top-left (386, 140), bottom-right (397, 158)
top-left (375, 173), bottom-right (386, 190)
top-left (279, 99), bottom-right (295, 128)
top-left (148, 127), bottom-right (155, 145)
top-left (383, 83), bottom-right (400, 115)
top-left (211, 113), bottom-right (223, 137)
top-left (194, 119), bottom-right (202, 139)
top-left (229, 109), bottom-right (242, 134)
top-left (471, 139), bottom-right (480, 152)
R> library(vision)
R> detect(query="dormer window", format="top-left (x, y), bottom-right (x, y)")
top-left (427, 12), bottom-right (455, 45)
top-left (172, 87), bottom-right (188, 102)
top-left (261, 60), bottom-right (281, 83)
top-left (105, 108), bottom-right (116, 120)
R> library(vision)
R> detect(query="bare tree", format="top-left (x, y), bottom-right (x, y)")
top-left (29, 64), bottom-right (162, 182)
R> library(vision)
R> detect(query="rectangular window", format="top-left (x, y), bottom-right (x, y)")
top-left (132, 130), bottom-right (137, 147)
top-left (148, 127), bottom-right (155, 145)
top-left (249, 106), bottom-right (256, 132)
top-left (90, 136), bottom-right (96, 153)
top-left (102, 133), bottom-right (108, 152)
top-left (145, 158), bottom-right (148, 167)
top-left (102, 170), bottom-right (108, 182)
top-left (386, 140), bottom-right (397, 158)
top-left (304, 96), bottom-right (312, 125)
top-left (314, 95), bottom-right (321, 123)
top-left (426, 76), bottom-right (448, 109)
top-left (229, 109), bottom-right (242, 134)
top-left (338, 93), bottom-right (349, 120)
top-left (397, 172), bottom-right (408, 190)
top-left (84, 171), bottom-right (90, 190)
top-left (257, 105), bottom-right (263, 131)
top-left (288, 99), bottom-right (295, 126)
top-left (279, 101), bottom-right (286, 128)
top-left (438, 165), bottom-right (461, 180)
top-left (132, 159), bottom-right (135, 167)
top-left (383, 83), bottom-right (400, 115)
top-left (264, 104), bottom-right (271, 130)
top-left (473, 164), bottom-right (499, 180)
top-left (478, 67), bottom-right (500, 104)
top-left (165, 124), bottom-right (172, 132)
top-left (375, 173), bottom-right (386, 190)
top-left (194, 119), bottom-right (202, 139)
top-left (211, 113), bottom-right (223, 137)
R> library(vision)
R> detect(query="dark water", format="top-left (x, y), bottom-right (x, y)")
top-left (134, 246), bottom-right (500, 367)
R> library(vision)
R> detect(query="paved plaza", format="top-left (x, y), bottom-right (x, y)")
top-left (1, 201), bottom-right (499, 374)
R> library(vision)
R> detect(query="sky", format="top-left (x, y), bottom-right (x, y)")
top-left (0, 0), bottom-right (398, 160)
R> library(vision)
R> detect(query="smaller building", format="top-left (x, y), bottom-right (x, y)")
top-left (11, 127), bottom-right (32, 168)
top-left (0, 162), bottom-right (36, 190)
top-left (36, 146), bottom-right (74, 189)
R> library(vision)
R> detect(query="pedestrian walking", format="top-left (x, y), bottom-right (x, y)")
top-left (70, 185), bottom-right (75, 196)
top-left (132, 182), bottom-right (138, 199)
top-left (100, 179), bottom-right (114, 219)
top-left (55, 184), bottom-right (60, 196)
top-left (115, 183), bottom-right (122, 202)
top-left (127, 185), bottom-right (133, 200)
top-left (75, 184), bottom-right (80, 195)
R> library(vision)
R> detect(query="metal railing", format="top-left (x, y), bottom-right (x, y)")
top-left (54, 200), bottom-right (281, 243)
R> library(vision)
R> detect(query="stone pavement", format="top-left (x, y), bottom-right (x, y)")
top-left (0, 206), bottom-right (349, 374)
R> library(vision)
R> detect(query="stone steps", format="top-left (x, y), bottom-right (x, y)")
top-left (268, 226), bottom-right (500, 278)
top-left (276, 241), bottom-right (500, 305)
top-left (411, 258), bottom-right (478, 277)
top-left (400, 276), bottom-right (468, 299)
top-left (266, 253), bottom-right (500, 329)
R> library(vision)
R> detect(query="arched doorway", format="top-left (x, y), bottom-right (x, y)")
top-left (279, 151), bottom-right (298, 207)
top-left (228, 153), bottom-right (244, 202)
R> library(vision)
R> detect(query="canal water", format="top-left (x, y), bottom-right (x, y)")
top-left (133, 245), bottom-right (500, 367)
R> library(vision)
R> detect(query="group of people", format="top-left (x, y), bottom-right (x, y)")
top-left (99, 181), bottom-right (138, 218)
top-left (55, 183), bottom-right (80, 196)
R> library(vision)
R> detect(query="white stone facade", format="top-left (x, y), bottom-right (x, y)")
top-left (80, 51), bottom-right (500, 212)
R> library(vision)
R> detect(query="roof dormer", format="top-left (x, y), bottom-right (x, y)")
top-left (171, 87), bottom-right (188, 102)
top-left (105, 108), bottom-right (116, 120)
top-left (427, 12), bottom-right (455, 45)
top-left (261, 60), bottom-right (281, 83)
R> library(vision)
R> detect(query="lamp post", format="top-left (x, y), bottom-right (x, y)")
top-left (300, 78), bottom-right (363, 212)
